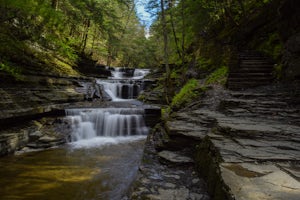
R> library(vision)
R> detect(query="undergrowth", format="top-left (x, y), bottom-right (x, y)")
top-left (205, 66), bottom-right (228, 85)
top-left (0, 61), bottom-right (22, 80)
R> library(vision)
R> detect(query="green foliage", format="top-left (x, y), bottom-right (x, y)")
top-left (197, 57), bottom-right (213, 70)
top-left (161, 106), bottom-right (171, 120)
top-left (273, 63), bottom-right (283, 80)
top-left (0, 62), bottom-right (21, 79)
top-left (171, 78), bottom-right (205, 110)
top-left (0, 0), bottom-right (152, 75)
top-left (205, 66), bottom-right (228, 85)
top-left (170, 70), bottom-right (178, 79)
top-left (257, 32), bottom-right (283, 61)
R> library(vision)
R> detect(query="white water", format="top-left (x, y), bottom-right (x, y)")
top-left (96, 80), bottom-right (138, 101)
top-left (66, 68), bottom-right (150, 147)
top-left (133, 69), bottom-right (150, 80)
top-left (97, 68), bottom-right (150, 101)
top-left (70, 135), bottom-right (147, 149)
top-left (66, 108), bottom-right (148, 147)
top-left (111, 67), bottom-right (124, 79)
top-left (111, 68), bottom-right (150, 80)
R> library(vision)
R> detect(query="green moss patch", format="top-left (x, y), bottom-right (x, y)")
top-left (205, 66), bottom-right (228, 85)
top-left (171, 79), bottom-right (206, 110)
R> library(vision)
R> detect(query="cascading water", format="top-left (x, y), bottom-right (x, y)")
top-left (111, 67), bottom-right (124, 79)
top-left (97, 80), bottom-right (140, 101)
top-left (66, 108), bottom-right (148, 146)
top-left (0, 68), bottom-right (154, 200)
top-left (133, 69), bottom-right (150, 79)
top-left (97, 68), bottom-right (150, 101)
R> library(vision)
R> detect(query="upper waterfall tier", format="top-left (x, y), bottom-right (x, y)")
top-left (97, 68), bottom-right (150, 101)
top-left (110, 68), bottom-right (150, 80)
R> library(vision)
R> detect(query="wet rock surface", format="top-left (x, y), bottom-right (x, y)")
top-left (127, 130), bottom-right (210, 200)
top-left (0, 74), bottom-right (88, 124)
top-left (166, 84), bottom-right (300, 199)
top-left (136, 81), bottom-right (300, 199)
top-left (0, 116), bottom-right (72, 156)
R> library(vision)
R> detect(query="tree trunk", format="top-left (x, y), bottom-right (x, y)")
top-left (237, 0), bottom-right (246, 19)
top-left (106, 35), bottom-right (113, 67)
top-left (81, 19), bottom-right (90, 53)
top-left (169, 0), bottom-right (182, 60)
top-left (181, 0), bottom-right (186, 64)
top-left (160, 0), bottom-right (170, 104)
top-left (51, 0), bottom-right (59, 10)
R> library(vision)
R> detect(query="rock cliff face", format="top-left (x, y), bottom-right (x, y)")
top-left (0, 71), bottom-right (101, 155)
top-left (0, 72), bottom-right (98, 125)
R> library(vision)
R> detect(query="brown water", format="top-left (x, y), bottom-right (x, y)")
top-left (0, 137), bottom-right (145, 200)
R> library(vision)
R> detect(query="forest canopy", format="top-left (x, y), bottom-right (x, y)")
top-left (0, 0), bottom-right (155, 76)
top-left (0, 0), bottom-right (294, 78)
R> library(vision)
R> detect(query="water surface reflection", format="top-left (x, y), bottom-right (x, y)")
top-left (0, 136), bottom-right (146, 200)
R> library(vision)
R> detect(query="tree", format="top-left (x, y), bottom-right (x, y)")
top-left (160, 0), bottom-right (171, 103)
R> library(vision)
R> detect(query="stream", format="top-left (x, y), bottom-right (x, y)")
top-left (0, 68), bottom-right (151, 200)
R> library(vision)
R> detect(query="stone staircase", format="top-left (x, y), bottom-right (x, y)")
top-left (227, 51), bottom-right (275, 90)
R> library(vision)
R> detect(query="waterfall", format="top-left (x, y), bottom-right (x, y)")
top-left (133, 69), bottom-right (150, 79)
top-left (96, 68), bottom-right (150, 101)
top-left (97, 80), bottom-right (139, 101)
top-left (111, 67), bottom-right (123, 79)
top-left (66, 108), bottom-right (148, 142)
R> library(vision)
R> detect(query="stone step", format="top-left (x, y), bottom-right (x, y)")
top-left (225, 106), bottom-right (299, 116)
top-left (228, 79), bottom-right (273, 84)
top-left (234, 66), bottom-right (273, 70)
top-left (227, 50), bottom-right (276, 90)
top-left (228, 75), bottom-right (273, 80)
top-left (238, 67), bottom-right (274, 72)
top-left (221, 98), bottom-right (289, 108)
top-left (228, 76), bottom-right (273, 81)
top-left (239, 62), bottom-right (270, 66)
top-left (227, 82), bottom-right (273, 88)
top-left (239, 56), bottom-right (271, 61)
top-left (227, 81), bottom-right (271, 90)
top-left (229, 72), bottom-right (273, 76)
top-left (229, 91), bottom-right (300, 99)
top-left (240, 63), bottom-right (273, 67)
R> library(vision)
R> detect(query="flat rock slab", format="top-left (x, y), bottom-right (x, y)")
top-left (217, 116), bottom-right (300, 137)
top-left (166, 120), bottom-right (208, 140)
top-left (158, 150), bottom-right (194, 164)
top-left (209, 133), bottom-right (300, 162)
top-left (195, 109), bottom-right (300, 199)
top-left (221, 163), bottom-right (300, 200)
